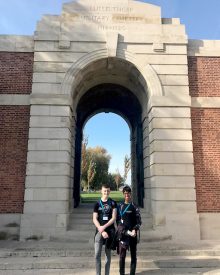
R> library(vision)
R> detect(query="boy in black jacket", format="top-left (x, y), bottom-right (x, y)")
top-left (117, 186), bottom-right (142, 275)
top-left (93, 183), bottom-right (117, 275)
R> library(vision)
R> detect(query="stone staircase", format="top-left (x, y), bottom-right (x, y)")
top-left (56, 203), bottom-right (172, 244)
top-left (1, 203), bottom-right (220, 274)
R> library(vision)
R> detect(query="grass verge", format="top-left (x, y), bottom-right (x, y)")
top-left (81, 191), bottom-right (123, 203)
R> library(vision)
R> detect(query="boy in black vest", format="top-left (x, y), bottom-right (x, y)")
top-left (93, 183), bottom-right (117, 275)
top-left (117, 185), bottom-right (142, 275)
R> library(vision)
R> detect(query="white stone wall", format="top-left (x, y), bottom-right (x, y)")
top-left (20, 105), bottom-right (73, 240)
top-left (200, 213), bottom-right (220, 240)
top-left (147, 104), bottom-right (200, 239)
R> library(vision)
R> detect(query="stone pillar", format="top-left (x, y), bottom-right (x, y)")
top-left (142, 112), bottom-right (151, 214)
top-left (20, 100), bottom-right (73, 240)
top-left (130, 129), bottom-right (138, 204)
top-left (147, 96), bottom-right (200, 241)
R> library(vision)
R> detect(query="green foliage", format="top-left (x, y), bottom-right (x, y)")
top-left (81, 139), bottom-right (111, 190)
top-left (107, 173), bottom-right (117, 190)
top-left (111, 171), bottom-right (124, 191)
top-left (81, 137), bottom-right (129, 191)
top-left (88, 146), bottom-right (111, 190)
top-left (87, 158), bottom-right (96, 191)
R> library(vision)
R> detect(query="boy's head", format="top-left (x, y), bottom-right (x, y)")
top-left (101, 183), bottom-right (110, 199)
top-left (122, 185), bottom-right (132, 202)
top-left (122, 185), bottom-right (132, 194)
top-left (102, 183), bottom-right (110, 189)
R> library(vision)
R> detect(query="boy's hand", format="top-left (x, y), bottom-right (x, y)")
top-left (131, 230), bottom-right (136, 237)
top-left (128, 229), bottom-right (136, 237)
top-left (98, 225), bottom-right (105, 233)
top-left (102, 231), bottom-right (109, 239)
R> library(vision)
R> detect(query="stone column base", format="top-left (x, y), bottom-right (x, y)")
top-left (152, 212), bottom-right (200, 242)
top-left (20, 213), bottom-right (69, 241)
top-left (200, 213), bottom-right (220, 240)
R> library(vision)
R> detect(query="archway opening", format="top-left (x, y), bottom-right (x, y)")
top-left (73, 83), bottom-right (145, 208)
top-left (80, 112), bottom-right (131, 200)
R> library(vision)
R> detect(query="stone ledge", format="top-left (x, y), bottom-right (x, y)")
top-left (0, 95), bottom-right (30, 105)
top-left (30, 94), bottom-right (73, 106)
top-left (148, 96), bottom-right (191, 111)
top-left (188, 39), bottom-right (220, 57)
top-left (0, 35), bottom-right (34, 52)
top-left (192, 97), bottom-right (220, 108)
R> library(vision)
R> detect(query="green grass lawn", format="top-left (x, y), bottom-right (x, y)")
top-left (81, 191), bottom-right (124, 203)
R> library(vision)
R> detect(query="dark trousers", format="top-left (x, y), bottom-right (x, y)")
top-left (119, 236), bottom-right (137, 275)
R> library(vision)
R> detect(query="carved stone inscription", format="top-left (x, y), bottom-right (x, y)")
top-left (88, 6), bottom-right (133, 13)
top-left (62, 4), bottom-right (160, 31)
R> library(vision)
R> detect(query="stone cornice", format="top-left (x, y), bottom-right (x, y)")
top-left (0, 35), bottom-right (34, 52)
top-left (188, 39), bottom-right (220, 57)
top-left (1, 95), bottom-right (220, 109)
top-left (191, 97), bottom-right (220, 108)
top-left (0, 94), bottom-right (30, 105)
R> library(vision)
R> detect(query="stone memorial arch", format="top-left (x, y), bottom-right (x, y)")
top-left (62, 49), bottom-right (163, 209)
top-left (17, 0), bottom-right (200, 241)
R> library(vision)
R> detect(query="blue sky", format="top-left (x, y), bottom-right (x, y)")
top-left (1, 0), bottom-right (220, 39)
top-left (1, 0), bottom-right (220, 179)
top-left (84, 113), bottom-right (130, 176)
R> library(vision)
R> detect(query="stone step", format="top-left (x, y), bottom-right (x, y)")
top-left (72, 204), bottom-right (148, 214)
top-left (66, 228), bottom-right (169, 237)
top-left (1, 255), bottom-right (220, 270)
top-left (3, 249), bottom-right (220, 258)
top-left (69, 218), bottom-right (151, 227)
top-left (69, 217), bottom-right (152, 226)
top-left (52, 229), bottom-right (172, 243)
top-left (69, 205), bottom-right (153, 232)
top-left (69, 223), bottom-right (96, 230)
top-left (70, 211), bottom-right (151, 218)
top-left (70, 215), bottom-right (151, 222)
top-left (3, 268), bottom-right (220, 275)
top-left (69, 221), bottom-right (153, 231)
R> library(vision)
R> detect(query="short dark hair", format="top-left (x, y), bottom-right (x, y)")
top-left (122, 185), bottom-right (131, 193)
top-left (101, 183), bottom-right (110, 189)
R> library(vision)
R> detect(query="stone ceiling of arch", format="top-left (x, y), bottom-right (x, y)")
top-left (76, 83), bottom-right (142, 129)
top-left (72, 57), bottom-right (147, 108)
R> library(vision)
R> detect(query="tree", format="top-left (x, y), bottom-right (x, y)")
top-left (80, 141), bottom-right (111, 190)
top-left (87, 158), bottom-right (96, 191)
top-left (107, 173), bottom-right (117, 190)
top-left (114, 169), bottom-right (123, 191)
top-left (123, 155), bottom-right (131, 183)
top-left (81, 136), bottom-right (90, 190)
top-left (87, 146), bottom-right (111, 190)
top-left (81, 136), bottom-right (88, 182)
